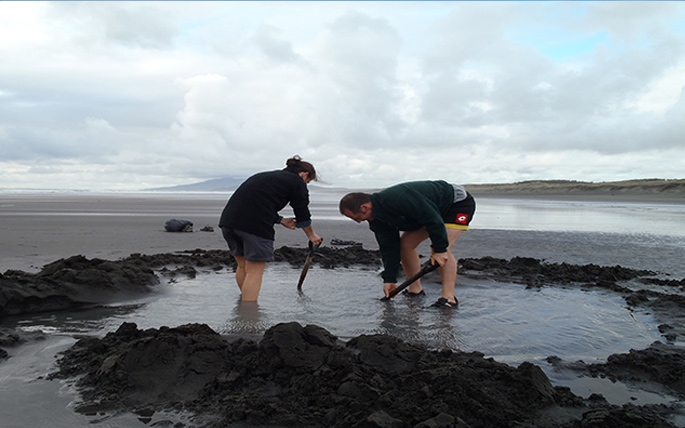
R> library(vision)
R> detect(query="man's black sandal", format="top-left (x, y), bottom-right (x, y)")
top-left (431, 297), bottom-right (458, 308)
top-left (402, 289), bottom-right (426, 297)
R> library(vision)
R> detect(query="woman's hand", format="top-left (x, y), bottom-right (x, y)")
top-left (280, 218), bottom-right (297, 230)
top-left (309, 233), bottom-right (323, 246)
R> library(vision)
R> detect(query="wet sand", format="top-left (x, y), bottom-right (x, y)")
top-left (0, 192), bottom-right (382, 272)
top-left (0, 192), bottom-right (229, 272)
top-left (2, 190), bottom-right (683, 274)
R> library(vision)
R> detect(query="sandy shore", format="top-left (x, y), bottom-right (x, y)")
top-left (2, 191), bottom-right (683, 276)
top-left (0, 192), bottom-right (378, 272)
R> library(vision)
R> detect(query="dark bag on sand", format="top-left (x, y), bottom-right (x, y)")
top-left (165, 219), bottom-right (193, 232)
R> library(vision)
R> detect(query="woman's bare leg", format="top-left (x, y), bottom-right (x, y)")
top-left (234, 256), bottom-right (247, 290)
top-left (239, 260), bottom-right (267, 302)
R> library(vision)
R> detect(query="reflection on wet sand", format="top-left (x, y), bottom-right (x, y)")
top-left (222, 299), bottom-right (269, 336)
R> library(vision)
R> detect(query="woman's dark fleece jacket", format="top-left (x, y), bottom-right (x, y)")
top-left (219, 168), bottom-right (311, 241)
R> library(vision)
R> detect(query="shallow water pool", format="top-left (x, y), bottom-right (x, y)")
top-left (12, 264), bottom-right (662, 365)
top-left (3, 263), bottom-right (682, 427)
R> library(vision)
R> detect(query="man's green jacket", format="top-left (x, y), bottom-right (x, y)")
top-left (369, 180), bottom-right (454, 283)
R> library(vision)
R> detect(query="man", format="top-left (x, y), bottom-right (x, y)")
top-left (339, 180), bottom-right (475, 308)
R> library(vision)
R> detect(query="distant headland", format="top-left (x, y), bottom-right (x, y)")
top-left (464, 178), bottom-right (685, 202)
top-left (149, 177), bottom-right (685, 203)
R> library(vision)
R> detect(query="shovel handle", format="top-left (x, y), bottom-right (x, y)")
top-left (381, 260), bottom-right (439, 301)
top-left (297, 240), bottom-right (321, 291)
top-left (307, 240), bottom-right (320, 256)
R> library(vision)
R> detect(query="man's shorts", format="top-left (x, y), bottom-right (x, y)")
top-left (221, 227), bottom-right (275, 262)
top-left (442, 193), bottom-right (476, 231)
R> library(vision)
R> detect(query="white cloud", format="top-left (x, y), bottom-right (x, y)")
top-left (0, 1), bottom-right (683, 190)
top-left (0, 3), bottom-right (49, 48)
top-left (45, 2), bottom-right (177, 49)
top-left (626, 63), bottom-right (685, 114)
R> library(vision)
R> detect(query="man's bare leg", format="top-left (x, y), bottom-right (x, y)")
top-left (400, 228), bottom-right (430, 294)
top-left (439, 229), bottom-right (464, 303)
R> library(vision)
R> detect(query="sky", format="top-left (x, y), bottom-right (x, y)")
top-left (1, 1), bottom-right (684, 191)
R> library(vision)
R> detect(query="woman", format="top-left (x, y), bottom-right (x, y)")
top-left (219, 156), bottom-right (323, 301)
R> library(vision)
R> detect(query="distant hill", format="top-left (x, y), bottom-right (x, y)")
top-left (148, 177), bottom-right (245, 192)
top-left (465, 179), bottom-right (685, 202)
top-left (149, 177), bottom-right (685, 202)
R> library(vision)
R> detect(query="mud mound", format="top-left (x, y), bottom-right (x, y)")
top-left (125, 245), bottom-right (382, 272)
top-left (50, 322), bottom-right (233, 411)
top-left (459, 256), bottom-right (656, 289)
top-left (583, 342), bottom-right (685, 396)
top-left (274, 245), bottom-right (381, 269)
top-left (50, 322), bottom-right (680, 428)
top-left (0, 255), bottom-right (159, 317)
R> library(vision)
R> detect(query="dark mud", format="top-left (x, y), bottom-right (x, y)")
top-left (49, 321), bottom-right (680, 428)
top-left (4, 246), bottom-right (685, 426)
top-left (0, 255), bottom-right (159, 317)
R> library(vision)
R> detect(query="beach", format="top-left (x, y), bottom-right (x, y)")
top-left (2, 189), bottom-right (684, 274)
top-left (0, 192), bottom-right (229, 272)
top-left (0, 191), bottom-right (385, 273)
top-left (2, 190), bottom-right (685, 427)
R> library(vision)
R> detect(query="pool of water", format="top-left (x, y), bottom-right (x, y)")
top-left (9, 265), bottom-right (661, 364)
top-left (3, 263), bottom-right (683, 427)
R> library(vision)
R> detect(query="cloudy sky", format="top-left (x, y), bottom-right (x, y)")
top-left (1, 1), bottom-right (684, 191)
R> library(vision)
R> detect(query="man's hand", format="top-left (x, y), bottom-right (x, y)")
top-left (431, 251), bottom-right (449, 267)
top-left (383, 282), bottom-right (397, 298)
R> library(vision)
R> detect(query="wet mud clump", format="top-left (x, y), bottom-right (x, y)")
top-left (50, 321), bottom-right (680, 428)
top-left (458, 256), bottom-right (658, 289)
top-left (587, 342), bottom-right (685, 396)
top-left (0, 255), bottom-right (159, 317)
